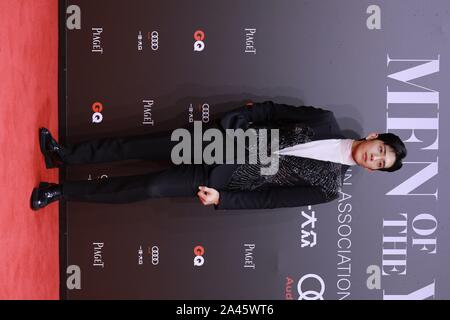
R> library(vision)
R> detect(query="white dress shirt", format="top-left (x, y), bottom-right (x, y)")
top-left (273, 139), bottom-right (357, 166)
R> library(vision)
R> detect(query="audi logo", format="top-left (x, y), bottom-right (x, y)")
top-left (150, 31), bottom-right (159, 51)
top-left (201, 103), bottom-right (209, 123)
top-left (148, 245), bottom-right (159, 265)
top-left (297, 273), bottom-right (325, 300)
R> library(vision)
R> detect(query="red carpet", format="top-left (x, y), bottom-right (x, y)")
top-left (0, 0), bottom-right (59, 299)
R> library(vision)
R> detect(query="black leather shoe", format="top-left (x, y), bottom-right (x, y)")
top-left (39, 127), bottom-right (66, 168)
top-left (30, 182), bottom-right (63, 211)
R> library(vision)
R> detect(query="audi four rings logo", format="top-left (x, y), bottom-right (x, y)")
top-left (201, 103), bottom-right (209, 123)
top-left (193, 245), bottom-right (205, 267)
top-left (297, 274), bottom-right (325, 300)
top-left (193, 30), bottom-right (205, 52)
top-left (149, 31), bottom-right (159, 51)
top-left (148, 246), bottom-right (159, 265)
top-left (92, 101), bottom-right (104, 123)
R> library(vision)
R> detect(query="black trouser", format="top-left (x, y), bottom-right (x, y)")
top-left (61, 130), bottom-right (240, 203)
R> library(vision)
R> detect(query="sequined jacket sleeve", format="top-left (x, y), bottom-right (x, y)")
top-left (219, 100), bottom-right (333, 131)
top-left (213, 185), bottom-right (335, 210)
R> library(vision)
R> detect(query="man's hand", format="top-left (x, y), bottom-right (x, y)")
top-left (197, 186), bottom-right (220, 206)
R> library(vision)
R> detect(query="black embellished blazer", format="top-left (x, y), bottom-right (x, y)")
top-left (213, 101), bottom-right (350, 210)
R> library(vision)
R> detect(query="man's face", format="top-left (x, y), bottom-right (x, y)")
top-left (353, 136), bottom-right (396, 171)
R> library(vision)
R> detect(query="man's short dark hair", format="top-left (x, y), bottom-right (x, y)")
top-left (358, 133), bottom-right (407, 172)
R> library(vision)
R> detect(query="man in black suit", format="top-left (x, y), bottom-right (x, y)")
top-left (30, 101), bottom-right (407, 211)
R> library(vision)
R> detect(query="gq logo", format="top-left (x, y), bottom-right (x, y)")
top-left (92, 102), bottom-right (105, 123)
top-left (193, 30), bottom-right (206, 52)
top-left (193, 245), bottom-right (205, 267)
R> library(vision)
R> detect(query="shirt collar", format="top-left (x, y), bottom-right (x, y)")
top-left (340, 139), bottom-right (357, 166)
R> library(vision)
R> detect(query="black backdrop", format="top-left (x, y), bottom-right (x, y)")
top-left (60, 0), bottom-right (449, 300)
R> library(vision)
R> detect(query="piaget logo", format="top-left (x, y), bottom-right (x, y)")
top-left (92, 27), bottom-right (104, 54)
top-left (93, 242), bottom-right (104, 268)
top-left (143, 99), bottom-right (154, 126)
top-left (244, 28), bottom-right (256, 54)
top-left (243, 244), bottom-right (255, 269)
